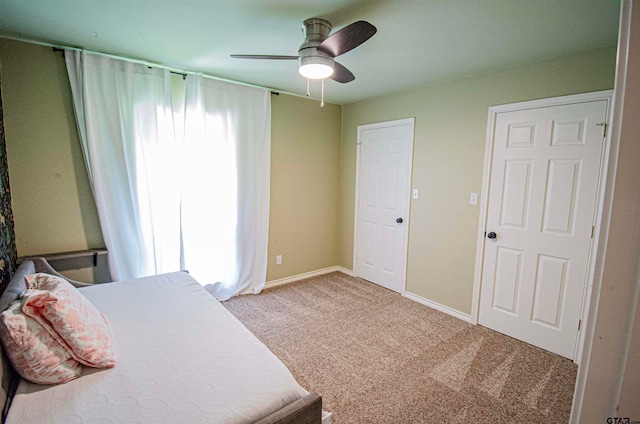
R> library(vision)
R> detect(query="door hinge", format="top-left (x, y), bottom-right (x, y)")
top-left (596, 122), bottom-right (608, 138)
top-left (578, 319), bottom-right (582, 331)
top-left (591, 226), bottom-right (595, 239)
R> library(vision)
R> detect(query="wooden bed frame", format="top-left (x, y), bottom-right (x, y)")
top-left (0, 258), bottom-right (322, 424)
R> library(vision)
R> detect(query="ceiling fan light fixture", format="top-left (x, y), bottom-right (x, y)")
top-left (299, 63), bottom-right (334, 79)
top-left (299, 55), bottom-right (334, 79)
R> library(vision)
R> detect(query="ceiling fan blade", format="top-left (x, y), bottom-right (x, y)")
top-left (230, 55), bottom-right (298, 60)
top-left (331, 61), bottom-right (355, 83)
top-left (318, 21), bottom-right (377, 57)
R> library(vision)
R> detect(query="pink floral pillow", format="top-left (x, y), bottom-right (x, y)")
top-left (22, 274), bottom-right (116, 369)
top-left (0, 301), bottom-right (82, 384)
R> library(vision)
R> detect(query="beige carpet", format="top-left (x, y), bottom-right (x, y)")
top-left (224, 272), bottom-right (577, 424)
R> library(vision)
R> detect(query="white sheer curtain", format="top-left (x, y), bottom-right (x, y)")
top-left (65, 50), bottom-right (181, 281)
top-left (65, 52), bottom-right (271, 299)
top-left (182, 75), bottom-right (271, 300)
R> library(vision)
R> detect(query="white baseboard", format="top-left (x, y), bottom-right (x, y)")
top-left (336, 266), bottom-right (355, 277)
top-left (402, 291), bottom-right (472, 323)
top-left (264, 266), bottom-right (354, 289)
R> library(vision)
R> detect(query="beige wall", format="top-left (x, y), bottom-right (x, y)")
top-left (341, 45), bottom-right (617, 315)
top-left (267, 94), bottom-right (341, 281)
top-left (0, 38), bottom-right (342, 284)
top-left (0, 39), bottom-right (103, 257)
top-left (0, 38), bottom-right (618, 300)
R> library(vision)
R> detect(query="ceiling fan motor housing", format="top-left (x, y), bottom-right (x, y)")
top-left (230, 17), bottom-right (373, 83)
top-left (299, 18), bottom-right (334, 69)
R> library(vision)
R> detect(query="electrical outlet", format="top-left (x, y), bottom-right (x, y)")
top-left (276, 255), bottom-right (282, 265)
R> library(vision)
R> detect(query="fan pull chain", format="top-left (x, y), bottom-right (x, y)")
top-left (305, 78), bottom-right (325, 108)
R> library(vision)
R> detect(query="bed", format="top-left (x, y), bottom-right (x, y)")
top-left (0, 257), bottom-right (323, 424)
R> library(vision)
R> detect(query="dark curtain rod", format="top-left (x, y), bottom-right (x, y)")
top-left (53, 46), bottom-right (186, 79)
top-left (51, 47), bottom-right (279, 93)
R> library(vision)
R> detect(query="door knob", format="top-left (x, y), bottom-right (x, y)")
top-left (487, 231), bottom-right (497, 239)
top-left (396, 217), bottom-right (403, 224)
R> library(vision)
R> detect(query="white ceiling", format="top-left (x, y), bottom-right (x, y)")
top-left (0, 0), bottom-right (621, 105)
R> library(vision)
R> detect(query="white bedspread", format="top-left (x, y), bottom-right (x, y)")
top-left (6, 272), bottom-right (308, 423)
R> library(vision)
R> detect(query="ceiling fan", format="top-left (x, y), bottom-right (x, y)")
top-left (231, 18), bottom-right (377, 84)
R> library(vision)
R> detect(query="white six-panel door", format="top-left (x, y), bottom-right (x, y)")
top-left (479, 99), bottom-right (608, 359)
top-left (354, 119), bottom-right (414, 293)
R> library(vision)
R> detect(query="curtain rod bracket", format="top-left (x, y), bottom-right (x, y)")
top-left (52, 47), bottom-right (65, 57)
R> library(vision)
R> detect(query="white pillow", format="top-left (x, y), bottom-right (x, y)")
top-left (0, 301), bottom-right (81, 384)
top-left (22, 273), bottom-right (116, 369)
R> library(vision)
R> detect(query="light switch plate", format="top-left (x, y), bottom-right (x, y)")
top-left (470, 193), bottom-right (478, 205)
top-left (412, 189), bottom-right (419, 199)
